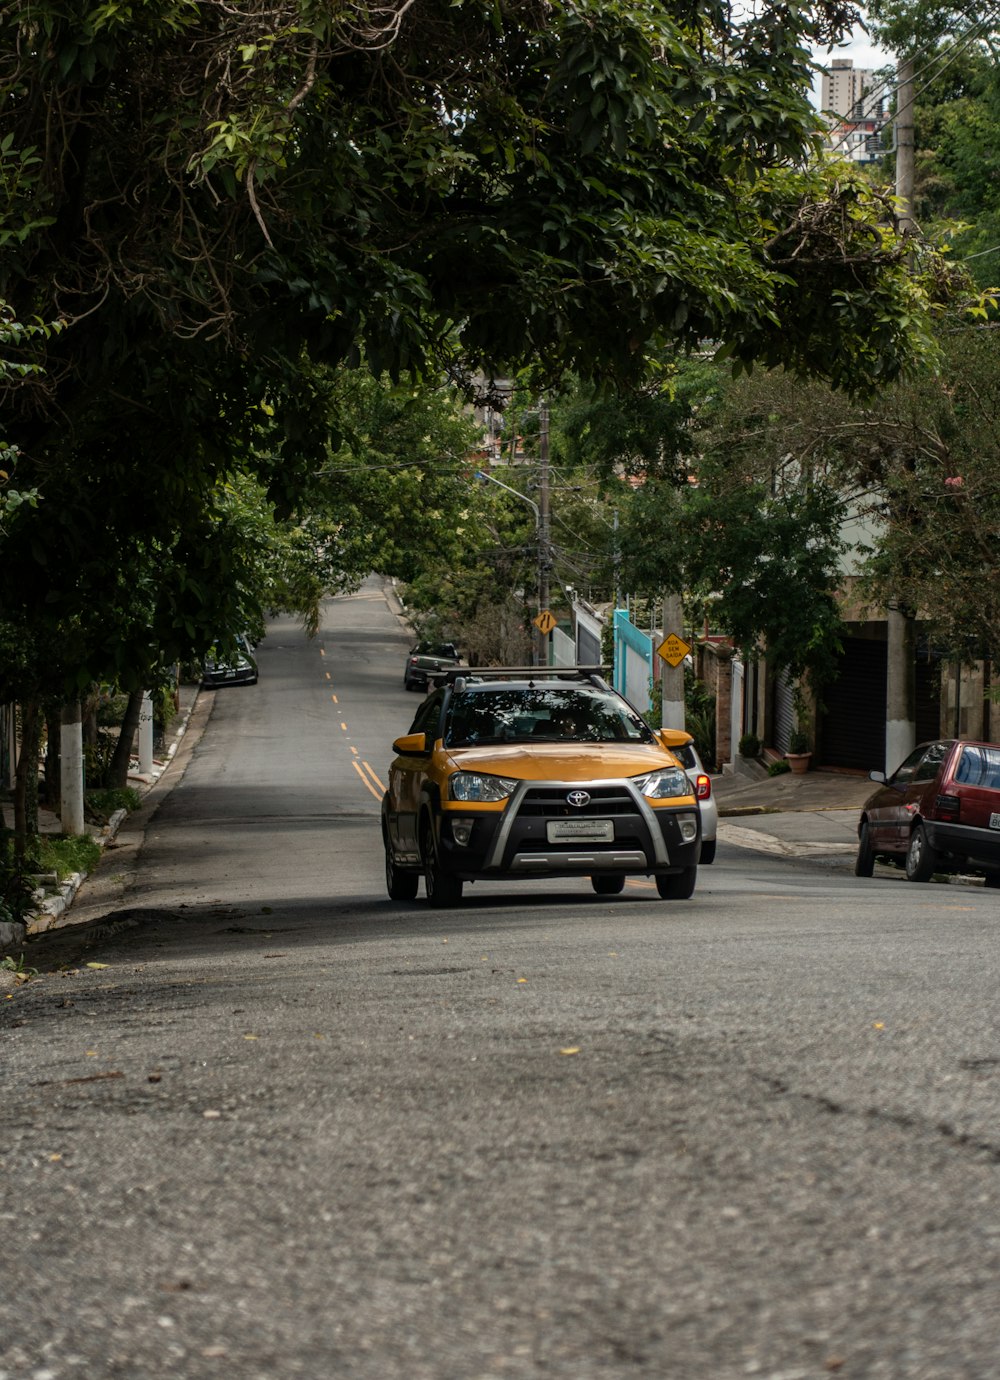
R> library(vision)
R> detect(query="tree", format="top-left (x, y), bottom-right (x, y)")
top-left (0, 0), bottom-right (971, 790)
top-left (1, 0), bottom-right (952, 403)
top-left (864, 1), bottom-right (1000, 288)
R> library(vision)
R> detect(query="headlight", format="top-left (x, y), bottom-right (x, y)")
top-left (449, 771), bottom-right (519, 803)
top-left (631, 768), bottom-right (690, 800)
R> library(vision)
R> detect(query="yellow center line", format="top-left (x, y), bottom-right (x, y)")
top-left (331, 694), bottom-right (338, 705)
top-left (362, 761), bottom-right (385, 791)
top-left (319, 648), bottom-right (325, 657)
top-left (341, 721), bottom-right (348, 732)
top-left (351, 746), bottom-right (359, 756)
top-left (352, 759), bottom-right (383, 802)
top-left (325, 671), bottom-right (331, 680)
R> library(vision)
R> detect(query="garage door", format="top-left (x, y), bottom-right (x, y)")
top-left (821, 638), bottom-right (942, 772)
top-left (821, 638), bottom-right (887, 771)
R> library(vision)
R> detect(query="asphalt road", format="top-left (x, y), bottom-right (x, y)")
top-left (4, 581), bottom-right (1000, 1380)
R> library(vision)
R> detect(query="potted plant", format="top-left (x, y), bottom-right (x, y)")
top-left (785, 728), bottom-right (812, 774)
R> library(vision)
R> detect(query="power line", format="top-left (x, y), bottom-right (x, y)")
top-left (820, 6), bottom-right (1000, 158)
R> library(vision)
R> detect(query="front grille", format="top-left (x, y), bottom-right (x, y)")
top-left (517, 785), bottom-right (640, 819)
top-left (507, 784), bottom-right (648, 858)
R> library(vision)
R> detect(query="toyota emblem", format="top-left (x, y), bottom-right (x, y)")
top-left (567, 790), bottom-right (591, 808)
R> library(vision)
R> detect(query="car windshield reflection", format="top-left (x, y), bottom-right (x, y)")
top-left (443, 687), bottom-right (656, 749)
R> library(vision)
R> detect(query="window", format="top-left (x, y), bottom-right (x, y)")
top-left (890, 745), bottom-right (927, 785)
top-left (955, 745), bottom-right (1000, 790)
top-left (912, 742), bottom-right (950, 783)
top-left (409, 691), bottom-right (444, 738)
top-left (443, 686), bottom-right (657, 748)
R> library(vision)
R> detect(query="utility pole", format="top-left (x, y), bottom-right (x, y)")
top-left (536, 398), bottom-right (551, 667)
top-left (60, 701), bottom-right (84, 836)
top-left (894, 58), bottom-right (915, 236)
top-left (886, 55), bottom-right (917, 771)
top-left (660, 591), bottom-right (686, 730)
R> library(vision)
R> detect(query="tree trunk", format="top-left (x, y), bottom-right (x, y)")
top-left (14, 700), bottom-right (42, 863)
top-left (108, 687), bottom-right (144, 789)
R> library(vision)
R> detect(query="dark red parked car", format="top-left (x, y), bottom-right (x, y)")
top-left (856, 739), bottom-right (1000, 885)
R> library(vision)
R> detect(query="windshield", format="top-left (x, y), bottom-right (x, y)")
top-left (443, 686), bottom-right (657, 748)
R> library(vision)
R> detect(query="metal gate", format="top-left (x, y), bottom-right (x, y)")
top-left (821, 637), bottom-right (887, 771)
top-left (772, 668), bottom-right (795, 754)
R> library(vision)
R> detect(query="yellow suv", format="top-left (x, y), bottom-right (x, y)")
top-left (381, 668), bottom-right (701, 908)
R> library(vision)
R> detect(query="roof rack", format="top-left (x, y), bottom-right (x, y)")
top-left (433, 665), bottom-right (609, 687)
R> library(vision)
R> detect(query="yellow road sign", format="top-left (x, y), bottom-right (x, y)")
top-left (657, 632), bottom-right (691, 668)
top-left (533, 609), bottom-right (557, 636)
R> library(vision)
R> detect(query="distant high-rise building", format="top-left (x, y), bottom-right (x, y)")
top-left (821, 58), bottom-right (882, 121)
top-left (818, 57), bottom-right (885, 163)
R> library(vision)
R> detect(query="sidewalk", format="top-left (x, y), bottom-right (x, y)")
top-left (0, 684), bottom-right (203, 956)
top-left (712, 762), bottom-right (872, 861)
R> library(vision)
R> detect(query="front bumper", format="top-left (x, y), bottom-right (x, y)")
top-left (435, 778), bottom-right (700, 880)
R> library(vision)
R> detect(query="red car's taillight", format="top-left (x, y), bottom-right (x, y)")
top-left (935, 793), bottom-right (961, 820)
top-left (695, 773), bottom-right (711, 800)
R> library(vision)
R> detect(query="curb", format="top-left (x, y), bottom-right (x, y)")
top-left (1, 690), bottom-right (203, 957)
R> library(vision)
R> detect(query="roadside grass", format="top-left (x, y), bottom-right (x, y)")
top-left (31, 834), bottom-right (103, 881)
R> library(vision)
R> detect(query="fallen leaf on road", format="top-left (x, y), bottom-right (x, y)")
top-left (559, 1047), bottom-right (580, 1056)
top-left (517, 978), bottom-right (528, 984)
top-left (85, 962), bottom-right (109, 970)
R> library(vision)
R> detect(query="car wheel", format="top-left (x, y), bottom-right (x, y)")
top-left (656, 867), bottom-right (697, 900)
top-left (404, 677), bottom-right (415, 691)
top-left (854, 821), bottom-right (875, 878)
top-left (591, 875), bottom-right (625, 896)
top-left (905, 822), bottom-right (937, 883)
top-left (984, 872), bottom-right (1000, 889)
top-left (699, 839), bottom-right (716, 866)
top-left (421, 825), bottom-right (463, 908)
top-left (385, 840), bottom-right (419, 902)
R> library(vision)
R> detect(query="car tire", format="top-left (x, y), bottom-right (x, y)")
top-left (905, 822), bottom-right (937, 883)
top-left (984, 872), bottom-right (1000, 889)
top-left (385, 840), bottom-right (419, 902)
top-left (591, 875), bottom-right (625, 896)
top-left (656, 867), bottom-right (697, 900)
top-left (404, 677), bottom-right (415, 692)
top-left (421, 825), bottom-right (463, 908)
top-left (854, 821), bottom-right (875, 878)
top-left (699, 839), bottom-right (716, 866)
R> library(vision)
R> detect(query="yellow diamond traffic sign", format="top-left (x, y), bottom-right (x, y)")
top-left (533, 609), bottom-right (557, 636)
top-left (657, 632), bottom-right (691, 668)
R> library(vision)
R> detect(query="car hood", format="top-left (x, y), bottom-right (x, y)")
top-left (442, 741), bottom-right (690, 785)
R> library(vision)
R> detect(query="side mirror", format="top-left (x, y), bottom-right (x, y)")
top-left (869, 770), bottom-right (887, 785)
top-left (392, 731), bottom-right (430, 756)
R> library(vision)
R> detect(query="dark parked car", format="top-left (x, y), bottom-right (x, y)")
top-left (201, 634), bottom-right (259, 688)
top-left (855, 739), bottom-right (1000, 885)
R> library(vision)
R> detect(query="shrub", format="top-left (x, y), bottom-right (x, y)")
top-left (86, 786), bottom-right (141, 822)
top-left (738, 732), bottom-right (760, 758)
top-left (788, 729), bottom-right (811, 755)
top-left (0, 861), bottom-right (37, 927)
top-left (768, 759), bottom-right (791, 777)
top-left (684, 672), bottom-right (716, 768)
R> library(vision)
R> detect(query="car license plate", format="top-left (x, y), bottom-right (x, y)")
top-left (990, 813), bottom-right (1000, 830)
top-left (547, 819), bottom-right (614, 843)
